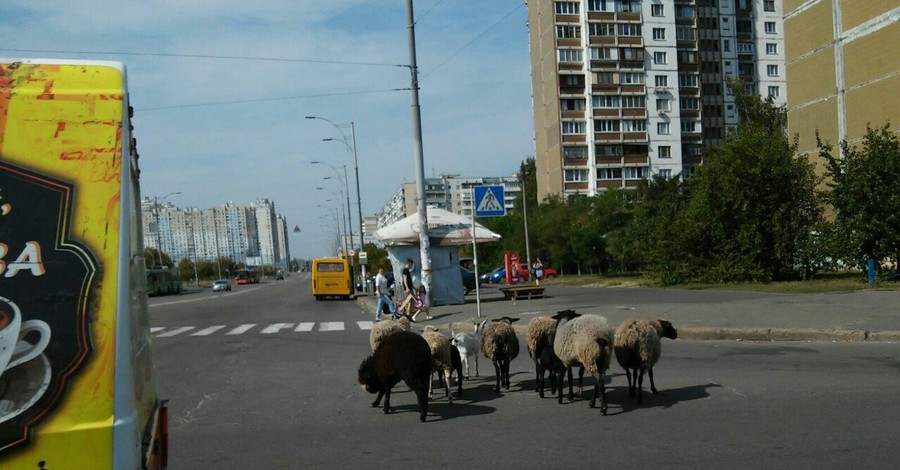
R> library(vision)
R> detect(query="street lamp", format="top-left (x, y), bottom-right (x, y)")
top-left (153, 191), bottom-right (181, 267)
top-left (312, 161), bottom-right (353, 251)
top-left (317, 202), bottom-right (346, 257)
top-left (316, 185), bottom-right (350, 251)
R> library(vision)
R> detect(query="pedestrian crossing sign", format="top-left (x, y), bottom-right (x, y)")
top-left (474, 185), bottom-right (506, 217)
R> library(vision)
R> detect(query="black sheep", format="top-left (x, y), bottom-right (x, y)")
top-left (357, 330), bottom-right (432, 422)
top-left (437, 344), bottom-right (464, 398)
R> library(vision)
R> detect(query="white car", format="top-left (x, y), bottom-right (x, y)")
top-left (212, 279), bottom-right (232, 292)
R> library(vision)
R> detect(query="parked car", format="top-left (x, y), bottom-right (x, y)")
top-left (212, 279), bottom-right (232, 292)
top-left (481, 266), bottom-right (503, 284)
top-left (275, 270), bottom-right (285, 280)
top-left (489, 266), bottom-right (531, 284)
top-left (538, 267), bottom-right (558, 280)
top-left (461, 266), bottom-right (478, 295)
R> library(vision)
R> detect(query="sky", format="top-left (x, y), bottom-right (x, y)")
top-left (0, 0), bottom-right (535, 259)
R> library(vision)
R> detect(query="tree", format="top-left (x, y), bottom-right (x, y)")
top-left (819, 124), bottom-right (900, 272)
top-left (177, 258), bottom-right (195, 283)
top-left (143, 248), bottom-right (172, 268)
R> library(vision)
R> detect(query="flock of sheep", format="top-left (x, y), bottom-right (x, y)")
top-left (357, 310), bottom-right (677, 422)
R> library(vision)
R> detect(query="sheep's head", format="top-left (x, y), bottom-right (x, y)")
top-left (474, 318), bottom-right (488, 335)
top-left (657, 320), bottom-right (678, 340)
top-left (357, 355), bottom-right (384, 394)
top-left (494, 316), bottom-right (519, 325)
top-left (551, 309), bottom-right (580, 324)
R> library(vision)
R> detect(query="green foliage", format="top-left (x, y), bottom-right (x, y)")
top-left (177, 258), bottom-right (195, 283)
top-left (143, 248), bottom-right (172, 268)
top-left (819, 124), bottom-right (900, 271)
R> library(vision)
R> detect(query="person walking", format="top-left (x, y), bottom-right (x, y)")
top-left (532, 257), bottom-right (544, 286)
top-left (374, 266), bottom-right (396, 320)
top-left (396, 258), bottom-right (416, 315)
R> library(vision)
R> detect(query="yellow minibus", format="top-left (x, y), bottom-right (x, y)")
top-left (311, 258), bottom-right (353, 300)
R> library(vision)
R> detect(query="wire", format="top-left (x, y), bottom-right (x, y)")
top-left (138, 88), bottom-right (410, 112)
top-left (421, 2), bottom-right (524, 79)
top-left (414, 0), bottom-right (445, 25)
top-left (0, 48), bottom-right (407, 68)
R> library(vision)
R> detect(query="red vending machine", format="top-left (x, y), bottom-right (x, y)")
top-left (504, 251), bottom-right (521, 284)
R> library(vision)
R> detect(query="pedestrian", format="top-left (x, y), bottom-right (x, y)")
top-left (401, 258), bottom-right (414, 296)
top-left (374, 266), bottom-right (396, 320)
top-left (409, 285), bottom-right (431, 322)
top-left (532, 257), bottom-right (544, 286)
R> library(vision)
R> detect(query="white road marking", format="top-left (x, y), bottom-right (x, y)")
top-left (261, 323), bottom-right (294, 334)
top-left (149, 282), bottom-right (277, 308)
top-left (227, 324), bottom-right (257, 335)
top-left (295, 322), bottom-right (315, 332)
top-left (319, 322), bottom-right (345, 332)
top-left (150, 327), bottom-right (165, 333)
top-left (192, 325), bottom-right (227, 336)
top-left (357, 321), bottom-right (375, 330)
top-left (156, 326), bottom-right (196, 337)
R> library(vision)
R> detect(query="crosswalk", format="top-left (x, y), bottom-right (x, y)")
top-left (150, 321), bottom-right (376, 338)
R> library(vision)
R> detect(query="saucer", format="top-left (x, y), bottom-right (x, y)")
top-left (0, 353), bottom-right (52, 424)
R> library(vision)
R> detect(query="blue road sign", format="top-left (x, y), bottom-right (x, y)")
top-left (474, 185), bottom-right (505, 217)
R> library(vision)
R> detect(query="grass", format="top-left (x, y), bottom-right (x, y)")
top-left (546, 271), bottom-right (899, 294)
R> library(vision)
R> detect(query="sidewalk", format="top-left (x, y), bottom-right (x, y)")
top-left (357, 284), bottom-right (900, 342)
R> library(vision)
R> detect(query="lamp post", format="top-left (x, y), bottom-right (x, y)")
top-left (312, 161), bottom-right (354, 251)
top-left (153, 191), bottom-right (181, 267)
top-left (305, 116), bottom-right (366, 290)
top-left (317, 203), bottom-right (346, 257)
top-left (316, 185), bottom-right (350, 252)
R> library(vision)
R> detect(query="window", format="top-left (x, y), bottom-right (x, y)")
top-left (596, 144), bottom-right (621, 157)
top-left (590, 47), bottom-right (615, 60)
top-left (738, 42), bottom-right (753, 53)
top-left (653, 52), bottom-right (667, 65)
top-left (590, 23), bottom-right (616, 37)
top-left (681, 120), bottom-right (699, 133)
top-left (657, 122), bottom-right (670, 135)
top-left (561, 98), bottom-right (586, 111)
top-left (674, 5), bottom-right (694, 18)
top-left (556, 2), bottom-right (580, 15)
top-left (659, 146), bottom-right (672, 158)
top-left (653, 28), bottom-right (666, 40)
top-left (598, 167), bottom-right (623, 180)
top-left (564, 169), bottom-right (589, 182)
top-left (768, 86), bottom-right (779, 97)
top-left (766, 43), bottom-right (778, 54)
top-left (619, 47), bottom-right (644, 61)
top-left (678, 73), bottom-right (699, 87)
top-left (557, 25), bottom-right (582, 39)
top-left (622, 119), bottom-right (647, 132)
top-left (655, 75), bottom-right (668, 87)
top-left (680, 97), bottom-right (699, 110)
top-left (587, 0), bottom-right (612, 12)
top-left (595, 119), bottom-right (621, 132)
top-left (651, 4), bottom-right (664, 17)
top-left (617, 24), bottom-right (642, 37)
top-left (561, 74), bottom-right (582, 86)
top-left (723, 39), bottom-right (732, 52)
top-left (620, 95), bottom-right (646, 108)
top-left (616, 1), bottom-right (640, 13)
top-left (558, 49), bottom-right (583, 63)
top-left (764, 0), bottom-right (776, 12)
top-left (593, 72), bottom-right (616, 84)
top-left (592, 95), bottom-right (620, 108)
top-left (656, 98), bottom-right (670, 112)
top-left (738, 62), bottom-right (754, 76)
top-left (767, 64), bottom-right (779, 76)
top-left (620, 72), bottom-right (645, 84)
top-left (676, 26), bottom-right (695, 41)
top-left (659, 169), bottom-right (672, 178)
top-left (765, 22), bottom-right (776, 34)
top-left (561, 121), bottom-right (586, 134)
top-left (677, 50), bottom-right (697, 63)
top-left (623, 167), bottom-right (647, 179)
top-left (564, 146), bottom-right (588, 159)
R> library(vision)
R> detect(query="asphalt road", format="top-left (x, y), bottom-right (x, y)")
top-left (149, 275), bottom-right (899, 469)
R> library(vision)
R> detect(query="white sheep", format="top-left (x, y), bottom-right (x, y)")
top-left (526, 316), bottom-right (559, 398)
top-left (480, 316), bottom-right (520, 392)
top-left (369, 316), bottom-right (411, 351)
top-left (422, 325), bottom-right (454, 406)
top-left (451, 318), bottom-right (488, 379)
top-left (551, 309), bottom-right (615, 414)
top-left (614, 319), bottom-right (678, 404)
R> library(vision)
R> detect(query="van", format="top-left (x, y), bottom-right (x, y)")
top-left (0, 60), bottom-right (168, 468)
top-left (311, 258), bottom-right (353, 300)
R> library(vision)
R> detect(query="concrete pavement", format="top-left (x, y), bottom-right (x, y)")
top-left (357, 283), bottom-right (900, 342)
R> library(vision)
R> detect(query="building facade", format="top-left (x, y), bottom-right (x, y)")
top-left (526, 0), bottom-right (786, 200)
top-left (784, 0), bottom-right (899, 159)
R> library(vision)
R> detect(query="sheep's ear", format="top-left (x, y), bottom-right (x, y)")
top-left (476, 319), bottom-right (488, 329)
top-left (508, 317), bottom-right (520, 323)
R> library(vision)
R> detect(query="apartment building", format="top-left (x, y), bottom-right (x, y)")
top-left (784, 0), bottom-right (899, 159)
top-left (376, 175), bottom-right (523, 229)
top-left (526, 0), bottom-right (786, 200)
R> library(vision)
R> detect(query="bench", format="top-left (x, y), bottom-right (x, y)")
top-left (499, 285), bottom-right (546, 301)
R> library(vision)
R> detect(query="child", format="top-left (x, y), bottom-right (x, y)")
top-left (409, 285), bottom-right (431, 322)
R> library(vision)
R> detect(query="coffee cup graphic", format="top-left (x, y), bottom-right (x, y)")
top-left (0, 296), bottom-right (51, 380)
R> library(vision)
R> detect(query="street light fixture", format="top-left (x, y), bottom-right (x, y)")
top-left (316, 185), bottom-right (350, 252)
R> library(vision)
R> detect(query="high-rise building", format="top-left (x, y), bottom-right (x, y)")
top-left (526, 0), bottom-right (786, 200)
top-left (784, 0), bottom-right (898, 159)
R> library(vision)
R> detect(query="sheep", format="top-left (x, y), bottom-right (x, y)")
top-left (551, 309), bottom-right (615, 414)
top-left (614, 319), bottom-right (678, 404)
top-left (422, 326), bottom-right (454, 406)
top-left (480, 316), bottom-right (520, 392)
top-left (357, 330), bottom-right (432, 422)
top-left (369, 316), bottom-right (411, 351)
top-left (526, 316), bottom-right (560, 398)
top-left (451, 318), bottom-right (488, 379)
top-left (437, 344), bottom-right (464, 398)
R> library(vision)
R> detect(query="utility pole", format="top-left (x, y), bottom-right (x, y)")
top-left (406, 0), bottom-right (431, 301)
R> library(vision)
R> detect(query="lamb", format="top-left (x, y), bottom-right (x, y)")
top-left (437, 344), bottom-right (464, 398)
top-left (614, 319), bottom-right (678, 404)
top-left (450, 318), bottom-right (488, 379)
top-left (526, 316), bottom-right (560, 398)
top-left (369, 316), bottom-right (411, 351)
top-left (551, 309), bottom-right (615, 414)
top-left (357, 330), bottom-right (432, 422)
top-left (421, 325), bottom-right (454, 406)
top-left (480, 316), bottom-right (520, 392)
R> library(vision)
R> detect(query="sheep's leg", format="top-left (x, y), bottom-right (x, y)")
top-left (383, 386), bottom-right (392, 414)
top-left (536, 359), bottom-right (544, 398)
top-left (637, 368), bottom-right (646, 404)
top-left (442, 367), bottom-right (453, 406)
top-left (593, 371), bottom-right (608, 415)
top-left (502, 358), bottom-right (511, 390)
top-left (577, 366), bottom-right (585, 396)
top-left (474, 354), bottom-right (479, 377)
top-left (493, 359), bottom-right (502, 392)
top-left (589, 371), bottom-right (600, 409)
top-left (414, 385), bottom-right (429, 422)
top-left (462, 355), bottom-right (470, 380)
top-left (567, 367), bottom-right (574, 401)
top-left (648, 366), bottom-right (658, 395)
top-left (624, 367), bottom-right (635, 397)
top-left (455, 366), bottom-right (464, 398)
top-left (371, 390), bottom-right (385, 408)
top-left (429, 369), bottom-right (435, 399)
